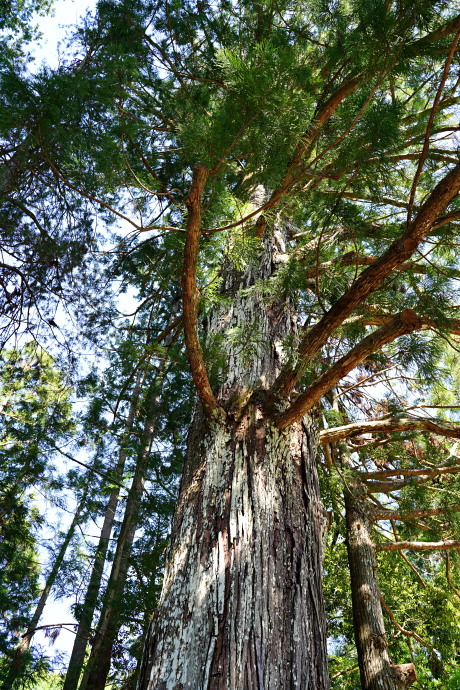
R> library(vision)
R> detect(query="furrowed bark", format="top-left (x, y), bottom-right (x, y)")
top-left (63, 376), bottom-right (142, 690)
top-left (137, 412), bottom-right (329, 690)
top-left (275, 310), bottom-right (421, 430)
top-left (342, 446), bottom-right (414, 690)
top-left (138, 229), bottom-right (330, 690)
top-left (2, 491), bottom-right (87, 690)
top-left (182, 164), bottom-right (225, 423)
top-left (319, 417), bottom-right (460, 444)
top-left (273, 160), bottom-right (460, 399)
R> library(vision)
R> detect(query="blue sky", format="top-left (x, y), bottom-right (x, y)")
top-left (31, 0), bottom-right (97, 69)
top-left (27, 0), bottom-right (99, 667)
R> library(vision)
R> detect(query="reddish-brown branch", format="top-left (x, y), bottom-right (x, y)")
top-left (434, 208), bottom-right (460, 228)
top-left (380, 593), bottom-right (435, 655)
top-left (274, 310), bottom-right (422, 430)
top-left (319, 416), bottom-right (460, 444)
top-left (445, 551), bottom-right (460, 600)
top-left (272, 160), bottom-right (460, 400)
top-left (364, 465), bottom-right (460, 493)
top-left (181, 165), bottom-right (225, 423)
top-left (304, 254), bottom-right (460, 285)
top-left (254, 76), bottom-right (362, 237)
top-left (377, 539), bottom-right (460, 552)
top-left (362, 315), bottom-right (460, 334)
top-left (407, 29), bottom-right (460, 225)
top-left (303, 251), bottom-right (376, 281)
top-left (403, 13), bottom-right (460, 56)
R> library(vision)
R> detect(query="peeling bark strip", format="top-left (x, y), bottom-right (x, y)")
top-left (137, 413), bottom-right (329, 690)
top-left (182, 164), bottom-right (225, 423)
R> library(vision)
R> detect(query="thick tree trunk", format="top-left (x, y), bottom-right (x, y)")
top-left (137, 224), bottom-right (330, 689)
top-left (2, 490), bottom-right (87, 690)
top-left (343, 447), bottom-right (416, 690)
top-left (137, 410), bottom-right (328, 689)
top-left (63, 377), bottom-right (142, 690)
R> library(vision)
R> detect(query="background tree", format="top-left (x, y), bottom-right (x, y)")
top-left (0, 344), bottom-right (78, 685)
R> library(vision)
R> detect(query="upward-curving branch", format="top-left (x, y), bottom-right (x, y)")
top-left (272, 160), bottom-right (460, 401)
top-left (181, 165), bottom-right (225, 423)
top-left (274, 309), bottom-right (422, 430)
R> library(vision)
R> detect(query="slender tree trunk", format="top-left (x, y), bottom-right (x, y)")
top-left (137, 226), bottom-right (330, 689)
top-left (342, 446), bottom-right (416, 690)
top-left (1, 491), bottom-right (87, 690)
top-left (63, 375), bottom-right (142, 690)
top-left (82, 400), bottom-right (157, 690)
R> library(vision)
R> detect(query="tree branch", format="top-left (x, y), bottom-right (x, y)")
top-left (363, 462), bottom-right (460, 492)
top-left (274, 310), bottom-right (422, 430)
top-left (362, 465), bottom-right (460, 480)
top-left (403, 14), bottom-right (460, 57)
top-left (272, 160), bottom-right (460, 400)
top-left (362, 315), bottom-right (460, 334)
top-left (377, 539), bottom-right (460, 552)
top-left (254, 76), bottom-right (362, 237)
top-left (445, 551), bottom-right (460, 600)
top-left (319, 416), bottom-right (460, 444)
top-left (370, 504), bottom-right (460, 522)
top-left (407, 29), bottom-right (460, 225)
top-left (181, 164), bottom-right (225, 423)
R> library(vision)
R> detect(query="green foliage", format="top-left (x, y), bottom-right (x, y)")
top-left (0, 0), bottom-right (53, 62)
top-left (3, 0), bottom-right (460, 686)
top-left (0, 343), bottom-right (74, 661)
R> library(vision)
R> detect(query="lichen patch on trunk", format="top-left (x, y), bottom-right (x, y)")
top-left (137, 413), bottom-right (329, 690)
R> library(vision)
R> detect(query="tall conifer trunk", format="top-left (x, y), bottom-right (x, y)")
top-left (341, 445), bottom-right (416, 690)
top-left (63, 375), bottom-right (142, 690)
top-left (137, 225), bottom-right (330, 689)
top-left (82, 402), bottom-right (155, 690)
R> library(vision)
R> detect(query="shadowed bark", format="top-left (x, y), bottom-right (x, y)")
top-left (342, 445), bottom-right (416, 690)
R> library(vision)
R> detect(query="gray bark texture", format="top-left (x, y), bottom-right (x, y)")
top-left (344, 471), bottom-right (416, 690)
top-left (137, 227), bottom-right (330, 689)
